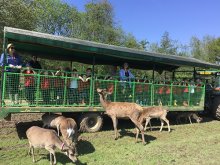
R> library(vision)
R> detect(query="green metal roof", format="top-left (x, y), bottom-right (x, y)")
top-left (4, 27), bottom-right (220, 71)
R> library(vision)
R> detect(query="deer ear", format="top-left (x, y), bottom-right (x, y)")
top-left (97, 88), bottom-right (102, 92)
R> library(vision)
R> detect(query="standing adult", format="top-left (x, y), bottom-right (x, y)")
top-left (28, 55), bottom-right (42, 70)
top-left (119, 62), bottom-right (135, 82)
top-left (0, 43), bottom-right (23, 105)
top-left (119, 62), bottom-right (135, 101)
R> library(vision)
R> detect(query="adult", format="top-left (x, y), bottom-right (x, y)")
top-left (28, 55), bottom-right (42, 70)
top-left (119, 62), bottom-right (135, 82)
top-left (0, 43), bottom-right (23, 105)
top-left (119, 62), bottom-right (135, 101)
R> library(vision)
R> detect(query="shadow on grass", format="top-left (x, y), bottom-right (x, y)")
top-left (119, 128), bottom-right (157, 144)
top-left (15, 120), bottom-right (43, 139)
top-left (77, 139), bottom-right (95, 155)
top-left (36, 152), bottom-right (88, 165)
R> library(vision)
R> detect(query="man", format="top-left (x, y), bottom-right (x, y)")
top-left (0, 43), bottom-right (23, 105)
top-left (28, 55), bottom-right (42, 70)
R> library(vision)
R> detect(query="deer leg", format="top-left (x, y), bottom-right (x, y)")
top-left (149, 120), bottom-right (152, 131)
top-left (31, 146), bottom-right (35, 163)
top-left (144, 117), bottom-right (151, 131)
top-left (162, 117), bottom-right (171, 132)
top-left (159, 119), bottom-right (164, 132)
top-left (111, 117), bottom-right (118, 140)
top-left (46, 147), bottom-right (55, 165)
top-left (188, 116), bottom-right (192, 124)
top-left (135, 127), bottom-right (140, 143)
top-left (131, 118), bottom-right (146, 145)
top-left (57, 124), bottom-right (60, 136)
top-left (28, 143), bottom-right (32, 156)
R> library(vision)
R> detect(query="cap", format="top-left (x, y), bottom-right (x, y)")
top-left (7, 43), bottom-right (14, 50)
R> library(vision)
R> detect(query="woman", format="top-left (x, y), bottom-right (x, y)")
top-left (119, 62), bottom-right (135, 101)
top-left (0, 43), bottom-right (23, 105)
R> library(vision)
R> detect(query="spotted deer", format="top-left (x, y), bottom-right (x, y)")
top-left (26, 126), bottom-right (77, 165)
top-left (42, 113), bottom-right (78, 155)
top-left (97, 88), bottom-right (146, 145)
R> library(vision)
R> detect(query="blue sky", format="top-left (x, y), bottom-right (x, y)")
top-left (62, 0), bottom-right (220, 45)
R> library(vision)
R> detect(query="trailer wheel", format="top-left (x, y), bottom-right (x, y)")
top-left (79, 113), bottom-right (103, 133)
top-left (212, 97), bottom-right (220, 120)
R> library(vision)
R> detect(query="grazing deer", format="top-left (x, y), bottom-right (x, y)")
top-left (26, 126), bottom-right (77, 165)
top-left (42, 113), bottom-right (78, 155)
top-left (176, 112), bottom-right (202, 124)
top-left (97, 88), bottom-right (146, 145)
top-left (139, 107), bottom-right (170, 132)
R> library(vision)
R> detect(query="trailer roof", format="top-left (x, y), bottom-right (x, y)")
top-left (4, 27), bottom-right (220, 71)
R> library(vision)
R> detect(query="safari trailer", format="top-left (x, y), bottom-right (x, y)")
top-left (0, 27), bottom-right (219, 132)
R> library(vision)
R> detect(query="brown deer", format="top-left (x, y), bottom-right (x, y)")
top-left (139, 107), bottom-right (171, 132)
top-left (26, 126), bottom-right (77, 165)
top-left (97, 88), bottom-right (146, 145)
top-left (42, 113), bottom-right (78, 156)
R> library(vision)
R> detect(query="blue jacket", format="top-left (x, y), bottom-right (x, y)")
top-left (119, 69), bottom-right (135, 81)
top-left (0, 53), bottom-right (22, 72)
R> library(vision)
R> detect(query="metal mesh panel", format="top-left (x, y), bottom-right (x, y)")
top-left (2, 71), bottom-right (205, 108)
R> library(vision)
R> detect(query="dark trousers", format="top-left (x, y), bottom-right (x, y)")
top-left (68, 88), bottom-right (79, 104)
top-left (41, 89), bottom-right (51, 105)
top-left (6, 73), bottom-right (20, 95)
top-left (25, 86), bottom-right (35, 104)
top-left (54, 87), bottom-right (64, 105)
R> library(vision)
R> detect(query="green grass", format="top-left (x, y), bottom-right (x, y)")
top-left (0, 120), bottom-right (220, 165)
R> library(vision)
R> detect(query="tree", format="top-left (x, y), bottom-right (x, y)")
top-left (32, 0), bottom-right (80, 36)
top-left (207, 38), bottom-right (220, 63)
top-left (159, 31), bottom-right (178, 55)
top-left (81, 0), bottom-right (117, 43)
top-left (190, 35), bottom-right (215, 62)
top-left (0, 0), bottom-right (35, 51)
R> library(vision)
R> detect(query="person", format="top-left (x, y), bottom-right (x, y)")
top-left (40, 70), bottom-right (51, 105)
top-left (78, 68), bottom-right (92, 105)
top-left (0, 43), bottom-right (23, 105)
top-left (182, 79), bottom-right (189, 106)
top-left (54, 66), bottom-right (65, 105)
top-left (28, 55), bottom-right (42, 70)
top-left (119, 62), bottom-right (135, 82)
top-left (68, 69), bottom-right (79, 105)
top-left (22, 64), bottom-right (36, 105)
top-left (119, 62), bottom-right (135, 101)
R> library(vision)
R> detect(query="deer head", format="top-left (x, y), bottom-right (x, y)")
top-left (97, 88), bottom-right (112, 101)
top-left (62, 145), bottom-right (77, 163)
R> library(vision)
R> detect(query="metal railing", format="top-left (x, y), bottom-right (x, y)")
top-left (1, 71), bottom-right (205, 108)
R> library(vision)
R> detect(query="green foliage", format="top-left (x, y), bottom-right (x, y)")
top-left (207, 38), bottom-right (220, 63)
top-left (148, 31), bottom-right (180, 56)
top-left (0, 0), bottom-right (219, 76)
top-left (0, 0), bottom-right (35, 51)
top-left (190, 35), bottom-right (216, 62)
top-left (31, 0), bottom-right (79, 36)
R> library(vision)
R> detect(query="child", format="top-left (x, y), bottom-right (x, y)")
top-left (40, 71), bottom-right (51, 105)
top-left (68, 69), bottom-right (79, 105)
top-left (78, 68), bottom-right (91, 105)
top-left (22, 65), bottom-right (36, 105)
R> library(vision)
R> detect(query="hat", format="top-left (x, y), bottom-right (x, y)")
top-left (7, 43), bottom-right (14, 50)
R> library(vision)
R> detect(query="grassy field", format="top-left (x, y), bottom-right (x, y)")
top-left (0, 118), bottom-right (220, 165)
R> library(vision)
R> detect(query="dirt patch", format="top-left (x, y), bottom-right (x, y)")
top-left (0, 113), bottom-right (44, 128)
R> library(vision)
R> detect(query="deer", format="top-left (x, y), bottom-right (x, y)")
top-left (138, 106), bottom-right (170, 132)
top-left (26, 126), bottom-right (77, 165)
top-left (42, 113), bottom-right (78, 156)
top-left (97, 88), bottom-right (146, 145)
top-left (176, 112), bottom-right (202, 124)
